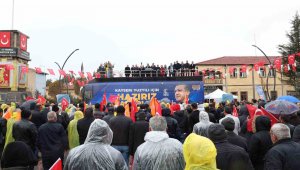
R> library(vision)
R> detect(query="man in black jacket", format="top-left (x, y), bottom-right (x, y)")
top-left (264, 123), bottom-right (300, 170)
top-left (208, 124), bottom-right (253, 170)
top-left (221, 117), bottom-right (248, 152)
top-left (162, 108), bottom-right (181, 140)
top-left (109, 105), bottom-right (132, 164)
top-left (37, 111), bottom-right (68, 170)
top-left (248, 116), bottom-right (272, 170)
top-left (189, 103), bottom-right (199, 133)
top-left (12, 108), bottom-right (38, 153)
top-left (129, 112), bottom-right (149, 164)
top-left (30, 103), bottom-right (45, 129)
top-left (77, 107), bottom-right (95, 144)
top-left (103, 106), bottom-right (115, 123)
top-left (52, 104), bottom-right (70, 130)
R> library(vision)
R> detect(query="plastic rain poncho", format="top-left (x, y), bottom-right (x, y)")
top-left (67, 111), bottom-right (84, 149)
top-left (4, 112), bottom-right (19, 148)
top-left (183, 133), bottom-right (217, 170)
top-left (64, 119), bottom-right (127, 170)
top-left (133, 131), bottom-right (184, 170)
top-left (193, 111), bottom-right (213, 137)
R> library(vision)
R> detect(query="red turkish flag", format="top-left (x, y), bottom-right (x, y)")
top-left (131, 98), bottom-right (138, 122)
top-left (95, 73), bottom-right (101, 78)
top-left (229, 67), bottom-right (235, 74)
top-left (0, 32), bottom-right (11, 47)
top-left (47, 69), bottom-right (55, 75)
top-left (78, 71), bottom-right (85, 78)
top-left (232, 106), bottom-right (238, 117)
top-left (20, 34), bottom-right (27, 51)
top-left (86, 72), bottom-right (93, 80)
top-left (257, 61), bottom-right (265, 67)
top-left (21, 66), bottom-right (28, 73)
top-left (241, 65), bottom-right (247, 73)
top-left (6, 64), bottom-right (14, 70)
top-left (77, 80), bottom-right (84, 87)
top-left (296, 52), bottom-right (300, 57)
top-left (288, 54), bottom-right (295, 65)
top-left (37, 95), bottom-right (46, 105)
top-left (49, 158), bottom-right (62, 170)
top-left (61, 98), bottom-right (69, 111)
top-left (202, 69), bottom-right (206, 75)
top-left (69, 70), bottom-right (76, 75)
top-left (35, 67), bottom-right (42, 74)
top-left (274, 58), bottom-right (282, 71)
top-left (254, 64), bottom-right (259, 71)
top-left (58, 69), bottom-right (66, 76)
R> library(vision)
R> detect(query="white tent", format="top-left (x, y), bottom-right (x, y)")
top-left (205, 89), bottom-right (237, 102)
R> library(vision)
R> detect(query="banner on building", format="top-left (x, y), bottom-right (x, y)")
top-left (84, 81), bottom-right (204, 105)
top-left (0, 64), bottom-right (10, 87)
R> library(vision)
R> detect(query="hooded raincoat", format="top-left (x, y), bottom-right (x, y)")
top-left (183, 133), bottom-right (217, 170)
top-left (67, 111), bottom-right (84, 149)
top-left (133, 131), bottom-right (184, 170)
top-left (64, 119), bottom-right (127, 170)
top-left (193, 111), bottom-right (213, 137)
top-left (4, 112), bottom-right (19, 148)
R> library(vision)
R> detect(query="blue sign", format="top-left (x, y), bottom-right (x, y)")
top-left (84, 81), bottom-right (204, 105)
top-left (56, 94), bottom-right (70, 104)
top-left (222, 94), bottom-right (234, 102)
top-left (255, 85), bottom-right (266, 101)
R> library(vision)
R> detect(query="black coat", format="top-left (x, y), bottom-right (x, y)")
top-left (163, 115), bottom-right (181, 140)
top-left (31, 109), bottom-right (45, 129)
top-left (103, 114), bottom-right (114, 124)
top-left (227, 131), bottom-right (248, 152)
top-left (77, 116), bottom-right (95, 144)
top-left (37, 122), bottom-right (67, 169)
top-left (189, 110), bottom-right (199, 132)
top-left (249, 116), bottom-right (272, 170)
top-left (128, 120), bottom-right (149, 155)
top-left (109, 114), bottom-right (132, 145)
top-left (215, 141), bottom-right (253, 170)
top-left (0, 117), bottom-right (7, 145)
top-left (264, 138), bottom-right (300, 170)
top-left (57, 111), bottom-right (70, 130)
top-left (173, 110), bottom-right (189, 134)
top-left (12, 119), bottom-right (38, 151)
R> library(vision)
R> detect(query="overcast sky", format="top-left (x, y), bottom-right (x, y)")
top-left (0, 0), bottom-right (299, 78)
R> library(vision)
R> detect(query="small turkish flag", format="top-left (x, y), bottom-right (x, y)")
top-left (35, 67), bottom-right (42, 74)
top-left (95, 73), bottom-right (101, 78)
top-left (0, 32), bottom-right (11, 48)
top-left (6, 64), bottom-right (14, 70)
top-left (241, 65), bottom-right (247, 73)
top-left (37, 95), bottom-right (46, 105)
top-left (20, 34), bottom-right (27, 51)
top-left (78, 71), bottom-right (85, 78)
top-left (86, 72), bottom-right (93, 80)
top-left (254, 64), bottom-right (259, 71)
top-left (69, 70), bottom-right (76, 75)
top-left (288, 54), bottom-right (295, 65)
top-left (58, 69), bottom-right (66, 76)
top-left (229, 67), bottom-right (235, 74)
top-left (61, 98), bottom-right (69, 111)
top-left (21, 66), bottom-right (28, 73)
top-left (49, 158), bottom-right (62, 170)
top-left (274, 58), bottom-right (282, 71)
top-left (47, 69), bottom-right (55, 75)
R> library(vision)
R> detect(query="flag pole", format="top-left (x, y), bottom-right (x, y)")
top-left (12, 0), bottom-right (15, 29)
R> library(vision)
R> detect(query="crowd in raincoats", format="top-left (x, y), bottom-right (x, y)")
top-left (0, 98), bottom-right (300, 170)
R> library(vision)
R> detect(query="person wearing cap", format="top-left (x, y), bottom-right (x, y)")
top-left (221, 117), bottom-right (248, 152)
top-left (219, 106), bottom-right (240, 135)
top-left (208, 124), bottom-right (253, 170)
top-left (183, 133), bottom-right (217, 170)
top-left (264, 123), bottom-right (300, 170)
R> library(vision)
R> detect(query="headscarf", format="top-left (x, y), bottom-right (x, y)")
top-left (183, 133), bottom-right (217, 170)
top-left (67, 111), bottom-right (84, 149)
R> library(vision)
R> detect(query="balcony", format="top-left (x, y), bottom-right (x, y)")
top-left (204, 78), bottom-right (223, 84)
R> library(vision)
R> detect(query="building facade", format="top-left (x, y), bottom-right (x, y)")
top-left (196, 56), bottom-right (296, 101)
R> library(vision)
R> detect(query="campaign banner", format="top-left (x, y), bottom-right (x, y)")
top-left (222, 94), bottom-right (234, 103)
top-left (255, 85), bottom-right (266, 101)
top-left (56, 94), bottom-right (71, 104)
top-left (85, 81), bottom-right (204, 105)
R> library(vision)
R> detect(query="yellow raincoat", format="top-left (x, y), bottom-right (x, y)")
top-left (183, 133), bottom-right (217, 170)
top-left (4, 112), bottom-right (19, 148)
top-left (67, 111), bottom-right (84, 149)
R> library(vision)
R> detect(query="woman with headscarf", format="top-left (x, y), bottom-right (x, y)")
top-left (64, 119), bottom-right (127, 170)
top-left (183, 133), bottom-right (217, 170)
top-left (67, 111), bottom-right (84, 149)
top-left (193, 111), bottom-right (213, 137)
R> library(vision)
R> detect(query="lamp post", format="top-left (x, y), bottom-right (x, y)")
top-left (54, 49), bottom-right (79, 93)
top-left (252, 45), bottom-right (276, 101)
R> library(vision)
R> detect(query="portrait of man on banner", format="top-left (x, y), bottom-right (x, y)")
top-left (0, 64), bottom-right (10, 87)
top-left (18, 66), bottom-right (27, 85)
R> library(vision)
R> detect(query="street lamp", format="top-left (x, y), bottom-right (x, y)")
top-left (54, 49), bottom-right (79, 93)
top-left (252, 45), bottom-right (276, 101)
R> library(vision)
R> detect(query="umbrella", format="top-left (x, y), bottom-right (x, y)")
top-left (20, 99), bottom-right (36, 110)
top-left (265, 100), bottom-right (300, 115)
top-left (277, 95), bottom-right (300, 103)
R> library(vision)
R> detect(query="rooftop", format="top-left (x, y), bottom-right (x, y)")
top-left (196, 56), bottom-right (281, 65)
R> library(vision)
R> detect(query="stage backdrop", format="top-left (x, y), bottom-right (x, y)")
top-left (84, 81), bottom-right (204, 105)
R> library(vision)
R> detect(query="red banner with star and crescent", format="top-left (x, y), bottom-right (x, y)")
top-left (0, 32), bottom-right (11, 48)
top-left (0, 64), bottom-right (10, 87)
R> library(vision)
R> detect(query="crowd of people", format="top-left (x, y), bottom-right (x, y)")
top-left (124, 61), bottom-right (197, 77)
top-left (0, 99), bottom-right (300, 170)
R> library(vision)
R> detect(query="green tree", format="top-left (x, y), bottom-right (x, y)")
top-left (48, 80), bottom-right (61, 100)
top-left (46, 79), bottom-right (52, 86)
top-left (278, 12), bottom-right (300, 95)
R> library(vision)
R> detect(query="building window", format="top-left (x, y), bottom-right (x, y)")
top-left (239, 68), bottom-right (247, 78)
top-left (270, 91), bottom-right (277, 100)
top-left (259, 67), bottom-right (266, 78)
top-left (268, 68), bottom-right (275, 77)
top-left (230, 68), bottom-right (238, 78)
top-left (231, 92), bottom-right (238, 96)
top-left (240, 91), bottom-right (248, 101)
